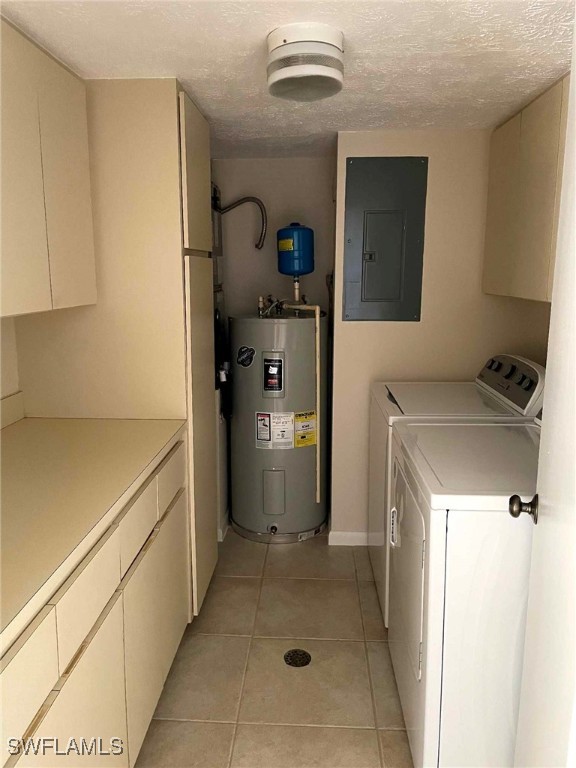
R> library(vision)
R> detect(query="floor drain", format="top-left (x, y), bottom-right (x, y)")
top-left (284, 649), bottom-right (311, 667)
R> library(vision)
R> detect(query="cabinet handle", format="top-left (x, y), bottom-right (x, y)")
top-left (62, 640), bottom-right (88, 677)
top-left (21, 696), bottom-right (55, 742)
top-left (390, 507), bottom-right (398, 547)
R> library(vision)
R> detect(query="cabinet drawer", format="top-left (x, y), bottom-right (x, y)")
top-left (49, 527), bottom-right (120, 674)
top-left (16, 593), bottom-right (128, 767)
top-left (157, 441), bottom-right (186, 518)
top-left (0, 607), bottom-right (59, 767)
top-left (116, 477), bottom-right (158, 577)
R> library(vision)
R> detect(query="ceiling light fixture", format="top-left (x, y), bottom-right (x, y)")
top-left (267, 22), bottom-right (344, 102)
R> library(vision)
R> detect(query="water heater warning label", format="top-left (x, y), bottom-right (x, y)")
top-left (295, 411), bottom-right (317, 447)
top-left (256, 413), bottom-right (271, 442)
top-left (256, 412), bottom-right (294, 449)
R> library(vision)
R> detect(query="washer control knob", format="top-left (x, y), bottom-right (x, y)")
top-left (514, 371), bottom-right (526, 385)
top-left (503, 364), bottom-right (517, 379)
top-left (521, 376), bottom-right (533, 391)
top-left (489, 359), bottom-right (502, 371)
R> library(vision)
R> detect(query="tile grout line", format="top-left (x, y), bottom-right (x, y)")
top-left (152, 715), bottom-right (407, 731)
top-left (226, 541), bottom-right (270, 768)
top-left (354, 548), bottom-right (386, 768)
top-left (191, 631), bottom-right (375, 642)
top-left (215, 573), bottom-right (360, 581)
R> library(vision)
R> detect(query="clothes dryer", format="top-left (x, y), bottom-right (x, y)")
top-left (368, 354), bottom-right (544, 625)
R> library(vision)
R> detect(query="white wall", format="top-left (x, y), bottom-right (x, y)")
top-left (515, 43), bottom-right (575, 766)
top-left (0, 318), bottom-right (20, 398)
top-left (331, 129), bottom-right (552, 539)
top-left (212, 158), bottom-right (336, 316)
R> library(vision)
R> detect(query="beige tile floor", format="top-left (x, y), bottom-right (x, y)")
top-left (136, 532), bottom-right (413, 768)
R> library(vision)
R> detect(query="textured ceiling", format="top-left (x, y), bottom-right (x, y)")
top-left (2, 0), bottom-right (574, 157)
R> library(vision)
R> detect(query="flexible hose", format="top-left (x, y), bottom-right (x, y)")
top-left (216, 196), bottom-right (267, 249)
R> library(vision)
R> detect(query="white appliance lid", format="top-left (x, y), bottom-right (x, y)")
top-left (378, 381), bottom-right (513, 418)
top-left (396, 422), bottom-right (540, 510)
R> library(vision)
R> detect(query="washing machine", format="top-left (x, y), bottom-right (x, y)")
top-left (368, 354), bottom-right (545, 626)
top-left (388, 417), bottom-right (541, 768)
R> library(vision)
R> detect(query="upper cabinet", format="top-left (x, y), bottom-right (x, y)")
top-left (1, 21), bottom-right (96, 318)
top-left (1, 22), bottom-right (52, 317)
top-left (483, 75), bottom-right (570, 303)
top-left (179, 91), bottom-right (213, 252)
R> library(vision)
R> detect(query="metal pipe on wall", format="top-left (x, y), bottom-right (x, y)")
top-left (216, 196), bottom-right (268, 249)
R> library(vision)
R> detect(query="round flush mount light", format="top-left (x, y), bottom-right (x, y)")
top-left (267, 22), bottom-right (344, 102)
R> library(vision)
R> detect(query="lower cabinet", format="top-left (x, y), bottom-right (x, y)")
top-left (122, 490), bottom-right (190, 766)
top-left (17, 594), bottom-right (128, 767)
top-left (4, 439), bottom-right (191, 768)
top-left (0, 608), bottom-right (59, 767)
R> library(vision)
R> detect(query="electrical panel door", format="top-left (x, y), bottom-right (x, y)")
top-left (343, 156), bottom-right (428, 321)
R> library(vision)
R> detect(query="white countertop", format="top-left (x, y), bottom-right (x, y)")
top-left (1, 417), bottom-right (185, 635)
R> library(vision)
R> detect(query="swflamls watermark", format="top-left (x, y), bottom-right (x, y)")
top-left (7, 737), bottom-right (124, 757)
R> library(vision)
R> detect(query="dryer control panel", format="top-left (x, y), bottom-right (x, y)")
top-left (476, 354), bottom-right (545, 417)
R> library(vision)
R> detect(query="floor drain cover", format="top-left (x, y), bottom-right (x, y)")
top-left (284, 649), bottom-right (311, 667)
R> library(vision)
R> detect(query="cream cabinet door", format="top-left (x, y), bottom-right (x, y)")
top-left (513, 81), bottom-right (563, 302)
top-left (179, 91), bottom-right (212, 252)
top-left (0, 20), bottom-right (96, 318)
top-left (18, 594), bottom-right (128, 767)
top-left (122, 492), bottom-right (189, 766)
top-left (185, 255), bottom-right (218, 613)
top-left (0, 607), bottom-right (59, 767)
top-left (483, 77), bottom-right (568, 303)
top-left (154, 490), bottom-right (190, 680)
top-left (0, 21), bottom-right (52, 318)
top-left (38, 58), bottom-right (97, 309)
top-left (122, 530), bottom-right (163, 766)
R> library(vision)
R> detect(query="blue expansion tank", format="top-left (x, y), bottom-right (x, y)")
top-left (277, 223), bottom-right (314, 277)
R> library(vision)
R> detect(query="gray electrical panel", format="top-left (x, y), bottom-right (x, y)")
top-left (343, 156), bottom-right (428, 321)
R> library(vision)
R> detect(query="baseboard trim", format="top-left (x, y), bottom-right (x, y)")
top-left (217, 522), bottom-right (229, 543)
top-left (1, 391), bottom-right (24, 429)
top-left (328, 531), bottom-right (368, 546)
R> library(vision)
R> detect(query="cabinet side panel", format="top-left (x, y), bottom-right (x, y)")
top-left (482, 114), bottom-right (522, 297)
top-left (185, 254), bottom-right (218, 612)
top-left (179, 92), bottom-right (213, 252)
top-left (39, 60), bottom-right (97, 309)
top-left (548, 74), bottom-right (571, 301)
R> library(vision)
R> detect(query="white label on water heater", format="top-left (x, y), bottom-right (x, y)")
top-left (256, 412), bottom-right (294, 449)
top-left (256, 412), bottom-right (271, 442)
